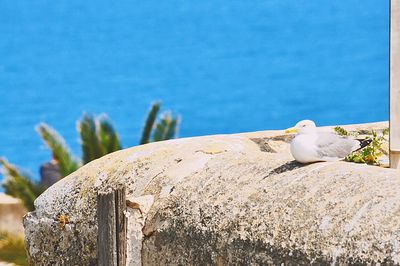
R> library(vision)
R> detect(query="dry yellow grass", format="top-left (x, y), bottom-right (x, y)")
top-left (0, 232), bottom-right (27, 266)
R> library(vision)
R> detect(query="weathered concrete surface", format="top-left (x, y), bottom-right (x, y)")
top-left (24, 122), bottom-right (400, 265)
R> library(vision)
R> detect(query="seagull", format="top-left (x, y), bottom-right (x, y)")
top-left (285, 120), bottom-right (371, 163)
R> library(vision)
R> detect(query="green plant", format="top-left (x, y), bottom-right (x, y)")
top-left (0, 231), bottom-right (28, 266)
top-left (1, 102), bottom-right (180, 209)
top-left (333, 126), bottom-right (358, 137)
top-left (334, 126), bottom-right (388, 165)
top-left (153, 112), bottom-right (179, 142)
top-left (0, 158), bottom-right (44, 211)
top-left (140, 102), bottom-right (179, 144)
top-left (36, 124), bottom-right (80, 176)
top-left (78, 114), bottom-right (104, 164)
top-left (78, 114), bottom-right (121, 164)
top-left (140, 102), bottom-right (161, 144)
top-left (98, 115), bottom-right (122, 154)
top-left (346, 130), bottom-right (388, 165)
top-left (334, 126), bottom-right (350, 136)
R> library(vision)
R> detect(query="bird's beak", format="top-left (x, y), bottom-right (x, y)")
top-left (285, 127), bottom-right (298, 134)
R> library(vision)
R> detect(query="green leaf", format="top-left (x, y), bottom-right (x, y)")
top-left (334, 126), bottom-right (348, 136)
top-left (382, 128), bottom-right (389, 136)
top-left (0, 158), bottom-right (44, 211)
top-left (345, 129), bottom-right (386, 165)
top-left (152, 112), bottom-right (179, 142)
top-left (78, 113), bottom-right (104, 164)
top-left (140, 102), bottom-right (161, 145)
top-left (98, 115), bottom-right (121, 154)
top-left (165, 115), bottom-right (179, 140)
top-left (36, 123), bottom-right (79, 176)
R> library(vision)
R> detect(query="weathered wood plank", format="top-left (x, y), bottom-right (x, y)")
top-left (115, 187), bottom-right (127, 266)
top-left (97, 187), bottom-right (127, 266)
top-left (97, 191), bottom-right (117, 266)
top-left (390, 0), bottom-right (400, 168)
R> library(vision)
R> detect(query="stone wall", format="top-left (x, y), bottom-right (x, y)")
top-left (24, 122), bottom-right (400, 265)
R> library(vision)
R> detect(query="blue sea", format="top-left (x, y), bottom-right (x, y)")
top-left (0, 0), bottom-right (389, 182)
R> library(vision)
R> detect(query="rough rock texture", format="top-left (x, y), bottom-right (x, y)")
top-left (24, 122), bottom-right (400, 265)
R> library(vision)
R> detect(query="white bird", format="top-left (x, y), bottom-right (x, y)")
top-left (285, 120), bottom-right (371, 163)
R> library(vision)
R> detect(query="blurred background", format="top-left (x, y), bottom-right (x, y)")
top-left (0, 0), bottom-right (388, 181)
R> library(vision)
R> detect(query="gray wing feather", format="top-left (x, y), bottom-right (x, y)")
top-left (315, 133), bottom-right (358, 158)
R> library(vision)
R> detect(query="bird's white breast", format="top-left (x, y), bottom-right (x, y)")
top-left (290, 134), bottom-right (320, 163)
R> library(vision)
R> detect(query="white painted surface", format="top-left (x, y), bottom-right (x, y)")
top-left (390, 0), bottom-right (400, 168)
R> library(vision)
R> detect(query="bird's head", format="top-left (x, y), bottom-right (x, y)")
top-left (285, 120), bottom-right (316, 134)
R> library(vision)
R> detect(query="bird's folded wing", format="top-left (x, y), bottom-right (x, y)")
top-left (315, 133), bottom-right (358, 158)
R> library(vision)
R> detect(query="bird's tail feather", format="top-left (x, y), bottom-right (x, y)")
top-left (354, 139), bottom-right (372, 151)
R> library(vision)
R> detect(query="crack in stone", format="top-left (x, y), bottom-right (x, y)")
top-left (195, 149), bottom-right (227, 155)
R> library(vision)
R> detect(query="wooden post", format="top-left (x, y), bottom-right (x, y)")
top-left (390, 0), bottom-right (400, 168)
top-left (115, 188), bottom-right (127, 266)
top-left (97, 187), bottom-right (127, 266)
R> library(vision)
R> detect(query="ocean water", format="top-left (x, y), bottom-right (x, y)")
top-left (0, 0), bottom-right (388, 181)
